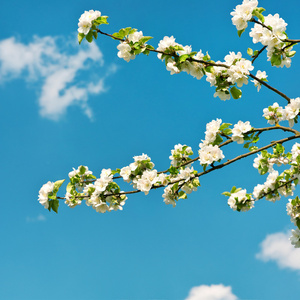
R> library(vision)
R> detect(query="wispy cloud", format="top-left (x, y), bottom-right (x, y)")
top-left (0, 35), bottom-right (116, 120)
top-left (256, 230), bottom-right (300, 271)
top-left (185, 284), bottom-right (238, 300)
top-left (26, 214), bottom-right (46, 223)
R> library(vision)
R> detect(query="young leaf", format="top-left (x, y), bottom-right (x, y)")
top-left (85, 31), bottom-right (93, 43)
top-left (230, 86), bottom-right (242, 99)
top-left (237, 29), bottom-right (245, 37)
top-left (78, 33), bottom-right (85, 45)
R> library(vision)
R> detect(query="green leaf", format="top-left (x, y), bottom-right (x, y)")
top-left (230, 86), bottom-right (242, 99)
top-left (146, 45), bottom-right (155, 50)
top-left (123, 27), bottom-right (133, 36)
top-left (247, 48), bottom-right (253, 56)
top-left (139, 36), bottom-right (153, 44)
top-left (244, 142), bottom-right (250, 149)
top-left (92, 31), bottom-right (98, 39)
top-left (286, 51), bottom-right (296, 58)
top-left (222, 128), bottom-right (232, 135)
top-left (93, 16), bottom-right (109, 25)
top-left (66, 182), bottom-right (74, 193)
top-left (112, 32), bottom-right (124, 39)
top-left (252, 10), bottom-right (265, 23)
top-left (168, 166), bottom-right (179, 175)
top-left (270, 53), bottom-right (282, 66)
top-left (222, 191), bottom-right (231, 197)
top-left (256, 7), bottom-right (265, 13)
top-left (219, 123), bottom-right (232, 131)
top-left (178, 54), bottom-right (190, 63)
top-left (178, 191), bottom-right (187, 199)
top-left (230, 186), bottom-right (237, 193)
top-left (85, 31), bottom-right (93, 43)
top-left (51, 199), bottom-right (59, 213)
top-left (128, 28), bottom-right (137, 35)
top-left (171, 183), bottom-right (179, 193)
top-left (213, 134), bottom-right (223, 146)
top-left (237, 29), bottom-right (245, 37)
top-left (53, 179), bottom-right (65, 194)
top-left (297, 219), bottom-right (300, 230)
top-left (78, 33), bottom-right (85, 45)
top-left (79, 166), bottom-right (86, 175)
top-left (203, 54), bottom-right (211, 61)
top-left (249, 146), bottom-right (258, 151)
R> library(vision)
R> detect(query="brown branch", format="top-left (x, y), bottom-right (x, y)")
top-left (249, 73), bottom-right (291, 102)
top-left (60, 133), bottom-right (300, 200)
top-left (96, 28), bottom-right (292, 102)
top-left (251, 46), bottom-right (267, 63)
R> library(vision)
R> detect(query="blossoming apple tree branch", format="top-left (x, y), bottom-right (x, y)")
top-left (38, 0), bottom-right (300, 248)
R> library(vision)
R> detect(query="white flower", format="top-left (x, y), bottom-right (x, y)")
top-left (162, 186), bottom-right (176, 207)
top-left (232, 120), bottom-right (252, 144)
top-left (78, 10), bottom-right (101, 35)
top-left (157, 173), bottom-right (169, 186)
top-left (290, 228), bottom-right (300, 248)
top-left (199, 144), bottom-right (225, 165)
top-left (263, 102), bottom-right (285, 125)
top-left (117, 42), bottom-right (135, 62)
top-left (166, 58), bottom-right (180, 75)
top-left (227, 59), bottom-right (254, 87)
top-left (228, 189), bottom-right (254, 211)
top-left (214, 90), bottom-right (231, 101)
top-left (231, 0), bottom-right (258, 30)
top-left (128, 31), bottom-right (144, 43)
top-left (253, 184), bottom-right (265, 199)
top-left (284, 98), bottom-right (300, 127)
top-left (157, 36), bottom-right (178, 59)
top-left (133, 153), bottom-right (150, 162)
top-left (251, 70), bottom-right (267, 91)
top-left (120, 166), bottom-right (132, 182)
top-left (94, 201), bottom-right (110, 213)
top-left (94, 178), bottom-right (109, 193)
top-left (38, 181), bottom-right (55, 209)
top-left (224, 51), bottom-right (242, 66)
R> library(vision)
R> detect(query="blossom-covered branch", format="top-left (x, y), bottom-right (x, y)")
top-left (39, 1), bottom-right (300, 249)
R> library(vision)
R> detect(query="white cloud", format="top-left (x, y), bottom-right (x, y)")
top-left (185, 284), bottom-right (238, 300)
top-left (26, 214), bottom-right (46, 222)
top-left (0, 35), bottom-right (116, 120)
top-left (256, 230), bottom-right (300, 271)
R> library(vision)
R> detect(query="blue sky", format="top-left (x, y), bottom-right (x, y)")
top-left (1, 0), bottom-right (300, 299)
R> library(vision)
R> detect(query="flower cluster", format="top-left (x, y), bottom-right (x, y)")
top-left (224, 187), bottom-right (254, 211)
top-left (120, 154), bottom-right (168, 195)
top-left (83, 168), bottom-right (127, 213)
top-left (287, 196), bottom-right (300, 224)
top-left (162, 167), bottom-right (200, 207)
top-left (156, 36), bottom-right (206, 78)
top-left (198, 119), bottom-right (225, 166)
top-left (252, 169), bottom-right (296, 202)
top-left (251, 70), bottom-right (268, 91)
top-left (68, 165), bottom-right (95, 193)
top-left (169, 144), bottom-right (193, 167)
top-left (206, 52), bottom-right (254, 100)
top-left (263, 98), bottom-right (300, 127)
top-left (114, 27), bottom-right (153, 62)
top-left (78, 10), bottom-right (101, 35)
top-left (38, 181), bottom-right (55, 209)
top-left (290, 228), bottom-right (300, 248)
top-left (250, 13), bottom-right (294, 68)
top-left (232, 121), bottom-right (252, 144)
top-left (231, 0), bottom-right (258, 31)
top-left (199, 144), bottom-right (225, 166)
top-left (203, 119), bottom-right (223, 145)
